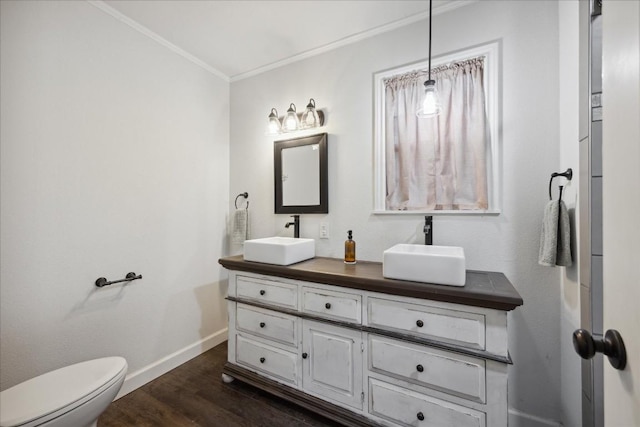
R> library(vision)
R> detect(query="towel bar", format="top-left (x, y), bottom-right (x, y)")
top-left (95, 272), bottom-right (142, 287)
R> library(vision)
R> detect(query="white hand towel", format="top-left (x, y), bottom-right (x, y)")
top-left (231, 209), bottom-right (249, 245)
top-left (539, 200), bottom-right (559, 266)
top-left (539, 199), bottom-right (572, 267)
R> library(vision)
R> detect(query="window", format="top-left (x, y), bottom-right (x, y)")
top-left (373, 41), bottom-right (500, 214)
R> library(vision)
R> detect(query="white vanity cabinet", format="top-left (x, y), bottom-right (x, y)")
top-left (220, 256), bottom-right (522, 427)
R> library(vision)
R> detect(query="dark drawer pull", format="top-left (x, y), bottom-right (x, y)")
top-left (417, 412), bottom-right (425, 421)
top-left (259, 357), bottom-right (265, 364)
top-left (416, 319), bottom-right (424, 327)
top-left (260, 290), bottom-right (266, 296)
top-left (259, 322), bottom-right (265, 328)
top-left (416, 364), bottom-right (424, 372)
top-left (302, 352), bottom-right (308, 359)
top-left (325, 302), bottom-right (331, 309)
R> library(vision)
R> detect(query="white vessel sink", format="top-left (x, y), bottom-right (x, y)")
top-left (383, 244), bottom-right (466, 287)
top-left (243, 237), bottom-right (315, 266)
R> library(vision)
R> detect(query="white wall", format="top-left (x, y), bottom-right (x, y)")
top-left (0, 0), bottom-right (230, 394)
top-left (230, 1), bottom-right (562, 425)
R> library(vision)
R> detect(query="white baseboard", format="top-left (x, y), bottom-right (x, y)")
top-left (509, 408), bottom-right (562, 427)
top-left (115, 328), bottom-right (228, 399)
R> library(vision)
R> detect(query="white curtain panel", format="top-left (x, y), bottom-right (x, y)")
top-left (384, 57), bottom-right (488, 211)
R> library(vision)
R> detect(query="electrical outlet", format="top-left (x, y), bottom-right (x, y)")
top-left (319, 223), bottom-right (329, 239)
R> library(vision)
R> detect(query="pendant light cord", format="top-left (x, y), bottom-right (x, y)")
top-left (428, 0), bottom-right (432, 82)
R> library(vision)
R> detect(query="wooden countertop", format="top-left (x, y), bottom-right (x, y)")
top-left (219, 256), bottom-right (523, 311)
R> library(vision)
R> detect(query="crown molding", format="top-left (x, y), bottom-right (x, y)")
top-left (230, 0), bottom-right (476, 82)
top-left (87, 0), bottom-right (230, 82)
top-left (87, 0), bottom-right (476, 83)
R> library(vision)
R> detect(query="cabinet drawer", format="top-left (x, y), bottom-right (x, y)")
top-left (237, 304), bottom-right (298, 347)
top-left (369, 378), bottom-right (486, 427)
top-left (236, 335), bottom-right (298, 385)
top-left (367, 298), bottom-right (485, 350)
top-left (302, 287), bottom-right (362, 323)
top-left (369, 335), bottom-right (486, 403)
top-left (236, 275), bottom-right (297, 309)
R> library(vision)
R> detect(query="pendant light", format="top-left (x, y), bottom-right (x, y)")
top-left (417, 0), bottom-right (441, 118)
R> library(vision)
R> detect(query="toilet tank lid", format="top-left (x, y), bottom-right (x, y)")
top-left (0, 357), bottom-right (127, 427)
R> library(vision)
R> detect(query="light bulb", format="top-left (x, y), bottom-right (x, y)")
top-left (417, 80), bottom-right (441, 118)
top-left (267, 108), bottom-right (281, 135)
top-left (283, 103), bottom-right (299, 131)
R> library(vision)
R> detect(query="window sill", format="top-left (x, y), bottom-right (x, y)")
top-left (371, 209), bottom-right (501, 216)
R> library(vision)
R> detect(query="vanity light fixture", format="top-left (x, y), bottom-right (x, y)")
top-left (283, 103), bottom-right (301, 132)
top-left (267, 99), bottom-right (325, 135)
top-left (417, 0), bottom-right (441, 118)
top-left (301, 98), bottom-right (321, 129)
top-left (268, 108), bottom-right (282, 134)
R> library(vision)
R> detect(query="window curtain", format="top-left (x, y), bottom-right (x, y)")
top-left (384, 57), bottom-right (488, 210)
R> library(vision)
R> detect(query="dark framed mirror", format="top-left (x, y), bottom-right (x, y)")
top-left (274, 133), bottom-right (328, 214)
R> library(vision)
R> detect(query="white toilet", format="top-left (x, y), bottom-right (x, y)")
top-left (0, 357), bottom-right (127, 427)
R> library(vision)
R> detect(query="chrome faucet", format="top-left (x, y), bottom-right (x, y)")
top-left (424, 216), bottom-right (433, 245)
top-left (285, 215), bottom-right (300, 238)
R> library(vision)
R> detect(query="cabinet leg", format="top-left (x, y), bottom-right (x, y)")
top-left (221, 373), bottom-right (235, 384)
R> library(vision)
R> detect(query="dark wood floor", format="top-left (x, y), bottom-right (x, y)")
top-left (99, 341), bottom-right (342, 426)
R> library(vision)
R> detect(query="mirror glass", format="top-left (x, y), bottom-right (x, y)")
top-left (274, 133), bottom-right (328, 214)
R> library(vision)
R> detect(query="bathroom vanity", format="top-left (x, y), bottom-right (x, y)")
top-left (218, 256), bottom-right (523, 427)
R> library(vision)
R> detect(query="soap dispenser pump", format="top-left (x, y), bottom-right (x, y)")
top-left (344, 230), bottom-right (356, 264)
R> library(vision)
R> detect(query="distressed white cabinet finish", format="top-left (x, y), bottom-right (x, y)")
top-left (220, 256), bottom-right (522, 427)
top-left (368, 297), bottom-right (487, 351)
top-left (368, 335), bottom-right (486, 403)
top-left (369, 378), bottom-right (486, 427)
top-left (302, 319), bottom-right (364, 410)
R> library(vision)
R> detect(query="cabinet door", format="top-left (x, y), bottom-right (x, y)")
top-left (302, 319), bottom-right (363, 410)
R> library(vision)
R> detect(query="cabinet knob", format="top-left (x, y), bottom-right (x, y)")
top-left (302, 352), bottom-right (308, 359)
top-left (416, 320), bottom-right (424, 328)
top-left (259, 357), bottom-right (265, 364)
top-left (325, 302), bottom-right (331, 309)
top-left (259, 289), bottom-right (266, 296)
top-left (417, 412), bottom-right (425, 421)
top-left (259, 322), bottom-right (265, 328)
top-left (416, 364), bottom-right (424, 373)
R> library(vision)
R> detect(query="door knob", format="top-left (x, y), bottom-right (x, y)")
top-left (572, 329), bottom-right (627, 370)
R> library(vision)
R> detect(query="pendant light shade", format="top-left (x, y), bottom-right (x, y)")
top-left (417, 80), bottom-right (441, 117)
top-left (301, 98), bottom-right (321, 129)
top-left (283, 103), bottom-right (300, 132)
top-left (417, 0), bottom-right (441, 118)
top-left (267, 108), bottom-right (282, 135)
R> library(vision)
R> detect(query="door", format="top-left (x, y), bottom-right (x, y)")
top-left (601, 0), bottom-right (640, 424)
top-left (302, 319), bottom-right (363, 410)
